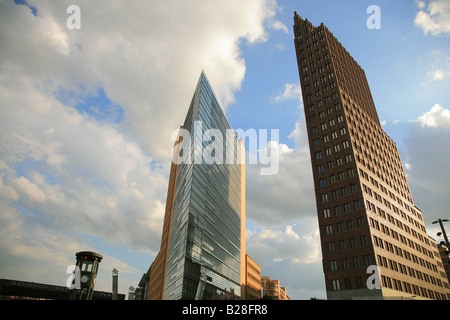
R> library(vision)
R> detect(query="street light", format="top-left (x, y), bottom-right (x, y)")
top-left (433, 219), bottom-right (449, 247)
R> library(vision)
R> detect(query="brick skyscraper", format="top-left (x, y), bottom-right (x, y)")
top-left (293, 12), bottom-right (450, 300)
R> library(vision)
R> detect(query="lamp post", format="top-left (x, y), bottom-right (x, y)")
top-left (69, 251), bottom-right (103, 300)
top-left (128, 286), bottom-right (135, 301)
top-left (432, 219), bottom-right (449, 247)
top-left (112, 268), bottom-right (119, 300)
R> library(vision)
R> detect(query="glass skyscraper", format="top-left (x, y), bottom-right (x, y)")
top-left (149, 71), bottom-right (245, 300)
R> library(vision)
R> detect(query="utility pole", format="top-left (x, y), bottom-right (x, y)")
top-left (433, 219), bottom-right (449, 247)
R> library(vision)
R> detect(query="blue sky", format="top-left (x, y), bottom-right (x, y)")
top-left (1, 0), bottom-right (449, 300)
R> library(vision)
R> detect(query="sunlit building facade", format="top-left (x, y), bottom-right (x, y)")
top-left (293, 12), bottom-right (450, 300)
top-left (261, 276), bottom-right (290, 300)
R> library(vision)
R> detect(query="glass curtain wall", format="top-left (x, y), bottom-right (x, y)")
top-left (163, 72), bottom-right (242, 300)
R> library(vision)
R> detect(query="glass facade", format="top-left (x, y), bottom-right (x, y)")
top-left (163, 72), bottom-right (242, 300)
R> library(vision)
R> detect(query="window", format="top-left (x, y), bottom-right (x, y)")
top-left (330, 175), bottom-right (336, 184)
top-left (330, 260), bottom-right (338, 271)
top-left (332, 189), bottom-right (339, 199)
top-left (81, 261), bottom-right (93, 272)
top-left (357, 217), bottom-right (364, 228)
top-left (334, 205), bottom-right (341, 215)
top-left (332, 280), bottom-right (340, 291)
top-left (321, 193), bottom-right (329, 202)
top-left (363, 255), bottom-right (372, 266)
top-left (328, 242), bottom-right (335, 252)
top-left (313, 138), bottom-right (320, 146)
top-left (327, 161), bottom-right (334, 170)
top-left (319, 178), bottom-right (327, 187)
top-left (323, 208), bottom-right (331, 218)
top-left (325, 225), bottom-right (333, 235)
top-left (317, 165), bottom-right (324, 173)
top-left (347, 220), bottom-right (354, 230)
top-left (342, 259), bottom-right (350, 270)
top-left (355, 277), bottom-right (364, 289)
top-left (347, 168), bottom-right (355, 177)
top-left (344, 203), bottom-right (351, 213)
top-left (315, 151), bottom-right (323, 159)
top-left (348, 238), bottom-right (356, 249)
top-left (312, 126), bottom-right (318, 134)
top-left (352, 256), bottom-right (361, 268)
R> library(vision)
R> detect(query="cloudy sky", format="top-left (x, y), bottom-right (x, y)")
top-left (0, 0), bottom-right (449, 300)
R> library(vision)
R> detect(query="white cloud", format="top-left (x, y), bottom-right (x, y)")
top-left (247, 222), bottom-right (321, 265)
top-left (419, 51), bottom-right (450, 86)
top-left (245, 138), bottom-right (315, 226)
top-left (1, 0), bottom-right (279, 160)
top-left (0, 0), bottom-right (280, 292)
top-left (414, 0), bottom-right (450, 36)
top-left (270, 83), bottom-right (302, 103)
top-left (403, 104), bottom-right (450, 237)
top-left (271, 20), bottom-right (289, 34)
top-left (416, 104), bottom-right (450, 128)
top-left (416, 1), bottom-right (426, 10)
top-left (433, 69), bottom-right (446, 81)
top-left (246, 219), bottom-right (325, 299)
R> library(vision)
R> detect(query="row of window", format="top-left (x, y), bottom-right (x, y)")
top-left (366, 197), bottom-right (429, 252)
top-left (344, 99), bottom-right (412, 203)
top-left (330, 275), bottom-right (449, 300)
top-left (361, 167), bottom-right (425, 231)
top-left (329, 255), bottom-right (373, 273)
top-left (326, 234), bottom-right (368, 253)
top-left (376, 253), bottom-right (448, 290)
top-left (380, 275), bottom-right (448, 300)
top-left (323, 214), bottom-right (364, 235)
top-left (372, 233), bottom-right (443, 278)
top-left (318, 168), bottom-right (356, 188)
